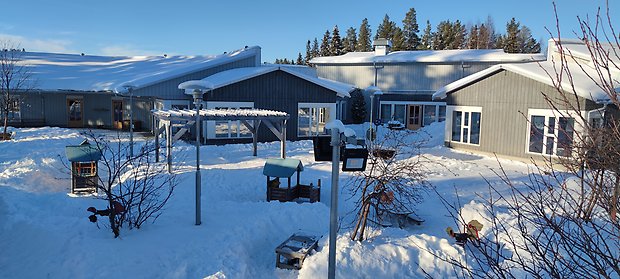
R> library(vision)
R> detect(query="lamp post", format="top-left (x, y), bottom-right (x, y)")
top-left (178, 80), bottom-right (214, 226)
top-left (122, 85), bottom-right (136, 158)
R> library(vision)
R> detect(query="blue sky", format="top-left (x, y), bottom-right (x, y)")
top-left (0, 0), bottom-right (616, 62)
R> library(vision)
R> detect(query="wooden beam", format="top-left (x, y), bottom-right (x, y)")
top-left (166, 122), bottom-right (172, 173)
top-left (281, 119), bottom-right (287, 159)
top-left (263, 119), bottom-right (283, 141)
top-left (155, 119), bottom-right (160, 163)
top-left (172, 120), bottom-right (195, 143)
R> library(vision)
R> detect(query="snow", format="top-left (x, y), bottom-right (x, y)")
top-left (178, 80), bottom-right (215, 91)
top-left (182, 65), bottom-right (356, 98)
top-left (310, 48), bottom-right (545, 64)
top-left (152, 108), bottom-right (289, 120)
top-left (0, 123), bottom-right (545, 278)
top-left (17, 46), bottom-right (260, 93)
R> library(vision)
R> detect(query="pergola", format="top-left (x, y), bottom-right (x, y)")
top-left (152, 108), bottom-right (290, 172)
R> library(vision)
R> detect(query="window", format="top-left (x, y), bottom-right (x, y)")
top-left (423, 105), bottom-right (436, 126)
top-left (75, 162), bottom-right (96, 177)
top-left (298, 103), bottom-right (334, 137)
top-left (206, 102), bottom-right (253, 139)
top-left (438, 106), bottom-right (446, 122)
top-left (380, 102), bottom-right (447, 127)
top-left (380, 104), bottom-right (391, 123)
top-left (5, 97), bottom-right (20, 120)
top-left (449, 106), bottom-right (481, 145)
top-left (527, 110), bottom-right (576, 157)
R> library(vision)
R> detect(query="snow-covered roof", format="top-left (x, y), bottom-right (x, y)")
top-left (433, 58), bottom-right (620, 103)
top-left (310, 49), bottom-right (545, 64)
top-left (182, 65), bottom-right (356, 98)
top-left (18, 46), bottom-right (261, 93)
top-left (547, 38), bottom-right (620, 66)
top-left (152, 108), bottom-right (289, 121)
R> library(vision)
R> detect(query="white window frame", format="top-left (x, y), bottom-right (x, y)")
top-left (379, 101), bottom-right (447, 126)
top-left (297, 103), bottom-right (336, 137)
top-left (525, 108), bottom-right (584, 157)
top-left (6, 96), bottom-right (20, 120)
top-left (154, 99), bottom-right (190, 110)
top-left (205, 101), bottom-right (254, 139)
top-left (446, 105), bottom-right (482, 146)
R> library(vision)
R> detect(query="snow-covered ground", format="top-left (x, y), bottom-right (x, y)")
top-left (0, 123), bottom-right (535, 278)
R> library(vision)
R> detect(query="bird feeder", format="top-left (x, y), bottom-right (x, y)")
top-left (65, 140), bottom-right (102, 194)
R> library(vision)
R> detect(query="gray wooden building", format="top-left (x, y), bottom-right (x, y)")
top-left (311, 39), bottom-right (545, 130)
top-left (180, 65), bottom-right (355, 143)
top-left (433, 39), bottom-right (619, 162)
top-left (4, 46), bottom-right (262, 132)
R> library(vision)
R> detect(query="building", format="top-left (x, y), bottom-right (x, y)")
top-left (432, 39), bottom-right (619, 161)
top-left (180, 65), bottom-right (355, 143)
top-left (3, 46), bottom-right (262, 131)
top-left (310, 39), bottom-right (545, 129)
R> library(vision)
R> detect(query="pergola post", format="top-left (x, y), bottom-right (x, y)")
top-left (253, 120), bottom-right (259, 157)
top-left (281, 119), bottom-right (287, 159)
top-left (166, 122), bottom-right (172, 173)
top-left (155, 119), bottom-right (160, 162)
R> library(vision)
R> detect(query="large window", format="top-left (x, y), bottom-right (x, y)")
top-left (527, 111), bottom-right (575, 157)
top-left (450, 106), bottom-right (481, 145)
top-left (5, 97), bottom-right (20, 120)
top-left (206, 102), bottom-right (253, 139)
top-left (380, 102), bottom-right (446, 127)
top-left (298, 103), bottom-right (334, 137)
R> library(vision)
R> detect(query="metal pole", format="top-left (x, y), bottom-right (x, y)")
top-left (369, 94), bottom-right (374, 141)
top-left (129, 88), bottom-right (134, 157)
top-left (328, 127), bottom-right (340, 279)
top-left (194, 92), bottom-right (202, 226)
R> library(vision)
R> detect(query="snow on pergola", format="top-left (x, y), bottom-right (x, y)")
top-left (152, 108), bottom-right (290, 172)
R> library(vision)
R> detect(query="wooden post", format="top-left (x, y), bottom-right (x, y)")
top-left (280, 119), bottom-right (287, 159)
top-left (166, 122), bottom-right (172, 173)
top-left (253, 120), bottom-right (258, 157)
top-left (155, 119), bottom-right (160, 163)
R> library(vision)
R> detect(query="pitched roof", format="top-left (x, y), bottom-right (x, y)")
top-left (18, 46), bottom-right (261, 93)
top-left (433, 59), bottom-right (620, 103)
top-left (310, 49), bottom-right (545, 64)
top-left (181, 65), bottom-right (356, 98)
top-left (262, 158), bottom-right (304, 178)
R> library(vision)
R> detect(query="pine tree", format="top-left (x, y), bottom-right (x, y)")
top-left (357, 18), bottom-right (372, 51)
top-left (432, 20), bottom-right (453, 50)
top-left (502, 18), bottom-right (520, 53)
top-left (330, 25), bottom-right (344, 56)
top-left (375, 14), bottom-right (396, 40)
top-left (518, 26), bottom-right (541, 53)
top-left (467, 24), bottom-right (479, 49)
top-left (304, 40), bottom-right (312, 65)
top-left (402, 7), bottom-right (420, 50)
top-left (296, 53), bottom-right (303, 65)
top-left (418, 20), bottom-right (432, 50)
top-left (478, 23), bottom-right (491, 49)
top-left (320, 30), bottom-right (332, 56)
top-left (451, 20), bottom-right (467, 49)
top-left (391, 27), bottom-right (405, 51)
top-left (343, 27), bottom-right (358, 53)
top-left (311, 38), bottom-right (320, 58)
top-left (350, 90), bottom-right (367, 124)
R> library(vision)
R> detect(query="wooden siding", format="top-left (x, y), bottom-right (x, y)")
top-left (204, 70), bottom-right (339, 143)
top-left (133, 57), bottom-right (256, 100)
top-left (445, 70), bottom-right (594, 160)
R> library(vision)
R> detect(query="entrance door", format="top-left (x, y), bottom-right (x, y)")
top-left (67, 98), bottom-right (83, 127)
top-left (407, 105), bottom-right (422, 130)
top-left (112, 100), bottom-right (124, 129)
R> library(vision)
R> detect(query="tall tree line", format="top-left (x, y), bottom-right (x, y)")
top-left (275, 8), bottom-right (541, 64)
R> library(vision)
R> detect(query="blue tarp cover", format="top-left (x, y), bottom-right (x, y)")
top-left (65, 140), bottom-right (102, 162)
top-left (263, 158), bottom-right (304, 178)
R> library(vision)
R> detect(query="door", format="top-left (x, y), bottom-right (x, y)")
top-left (407, 105), bottom-right (422, 130)
top-left (112, 100), bottom-right (123, 129)
top-left (67, 98), bottom-right (83, 127)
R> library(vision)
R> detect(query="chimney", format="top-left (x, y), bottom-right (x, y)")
top-left (373, 38), bottom-right (392, 56)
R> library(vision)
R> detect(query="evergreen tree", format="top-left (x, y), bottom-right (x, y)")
top-left (402, 7), bottom-right (420, 50)
top-left (343, 27), bottom-right (358, 53)
top-left (275, 58), bottom-right (281, 64)
top-left (350, 89), bottom-right (367, 124)
top-left (391, 27), bottom-right (406, 51)
top-left (304, 40), bottom-right (312, 65)
top-left (311, 38), bottom-right (320, 58)
top-left (467, 24), bottom-right (479, 49)
top-left (478, 23), bottom-right (492, 49)
top-left (375, 14), bottom-right (396, 40)
top-left (432, 20), bottom-right (453, 50)
top-left (356, 18), bottom-right (372, 51)
top-left (418, 20), bottom-right (432, 50)
top-left (502, 18), bottom-right (521, 53)
top-left (450, 20), bottom-right (467, 49)
top-left (282, 58), bottom-right (290, 64)
top-left (330, 25), bottom-right (344, 56)
top-left (320, 30), bottom-right (332, 56)
top-left (518, 26), bottom-right (541, 53)
top-left (296, 53), bottom-right (303, 65)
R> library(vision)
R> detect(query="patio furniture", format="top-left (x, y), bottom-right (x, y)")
top-left (275, 233), bottom-right (319, 270)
